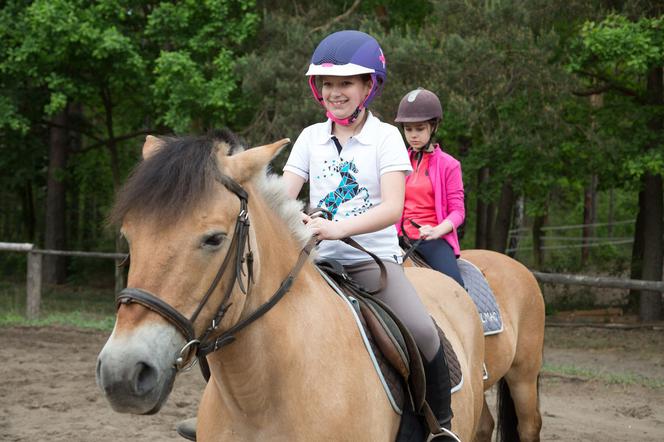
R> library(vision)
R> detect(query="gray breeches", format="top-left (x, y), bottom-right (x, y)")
top-left (344, 260), bottom-right (441, 361)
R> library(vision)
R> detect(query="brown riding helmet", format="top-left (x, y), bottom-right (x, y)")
top-left (394, 88), bottom-right (443, 123)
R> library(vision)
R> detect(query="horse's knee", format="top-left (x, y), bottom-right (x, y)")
top-left (517, 412), bottom-right (542, 442)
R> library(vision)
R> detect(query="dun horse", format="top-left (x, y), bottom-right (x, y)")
top-left (96, 132), bottom-right (487, 441)
top-left (459, 250), bottom-right (545, 442)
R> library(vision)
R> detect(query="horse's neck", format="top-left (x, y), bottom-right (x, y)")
top-left (206, 194), bottom-right (357, 414)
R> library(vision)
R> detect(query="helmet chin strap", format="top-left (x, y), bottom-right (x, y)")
top-left (326, 107), bottom-right (362, 126)
top-left (308, 75), bottom-right (378, 127)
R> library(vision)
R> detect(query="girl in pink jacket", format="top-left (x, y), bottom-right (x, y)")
top-left (395, 88), bottom-right (465, 287)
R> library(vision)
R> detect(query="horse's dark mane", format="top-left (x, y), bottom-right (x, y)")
top-left (109, 129), bottom-right (244, 227)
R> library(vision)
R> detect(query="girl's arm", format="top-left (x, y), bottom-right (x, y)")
top-left (283, 171), bottom-right (306, 200)
top-left (306, 171), bottom-right (406, 240)
top-left (420, 162), bottom-right (465, 240)
top-left (443, 162), bottom-right (465, 228)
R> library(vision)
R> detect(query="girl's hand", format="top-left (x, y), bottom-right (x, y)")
top-left (307, 217), bottom-right (346, 240)
top-left (300, 212), bottom-right (312, 224)
top-left (420, 225), bottom-right (444, 241)
top-left (420, 220), bottom-right (453, 240)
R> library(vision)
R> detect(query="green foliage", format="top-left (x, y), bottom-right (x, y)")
top-left (360, 0), bottom-right (433, 30)
top-left (0, 0), bottom-right (661, 287)
top-left (146, 0), bottom-right (258, 132)
top-left (567, 13), bottom-right (664, 185)
top-left (0, 0), bottom-right (259, 255)
top-left (568, 14), bottom-right (664, 83)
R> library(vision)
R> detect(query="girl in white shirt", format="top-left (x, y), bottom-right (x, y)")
top-left (282, 30), bottom-right (459, 442)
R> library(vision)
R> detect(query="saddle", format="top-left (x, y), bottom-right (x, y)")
top-left (316, 258), bottom-right (462, 427)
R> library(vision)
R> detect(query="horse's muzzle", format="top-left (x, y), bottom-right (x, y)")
top-left (96, 323), bottom-right (182, 414)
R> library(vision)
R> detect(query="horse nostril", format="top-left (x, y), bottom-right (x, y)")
top-left (132, 362), bottom-right (158, 396)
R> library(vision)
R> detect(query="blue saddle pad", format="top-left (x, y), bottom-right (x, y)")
top-left (458, 259), bottom-right (503, 335)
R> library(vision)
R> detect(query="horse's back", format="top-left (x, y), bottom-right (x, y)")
top-left (404, 266), bottom-right (485, 439)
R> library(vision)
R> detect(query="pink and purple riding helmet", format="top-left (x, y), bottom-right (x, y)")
top-left (306, 30), bottom-right (387, 126)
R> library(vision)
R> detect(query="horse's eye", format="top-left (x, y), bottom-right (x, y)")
top-left (203, 233), bottom-right (225, 248)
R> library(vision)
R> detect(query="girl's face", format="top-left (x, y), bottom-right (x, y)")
top-left (403, 122), bottom-right (433, 149)
top-left (320, 75), bottom-right (371, 120)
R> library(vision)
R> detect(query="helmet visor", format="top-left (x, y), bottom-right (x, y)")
top-left (306, 62), bottom-right (375, 77)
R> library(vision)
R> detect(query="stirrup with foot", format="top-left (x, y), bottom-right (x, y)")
top-left (176, 417), bottom-right (197, 441)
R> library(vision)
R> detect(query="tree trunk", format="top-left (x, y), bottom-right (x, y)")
top-left (43, 108), bottom-right (69, 284)
top-left (475, 167), bottom-right (490, 249)
top-left (23, 182), bottom-right (36, 242)
top-left (101, 87), bottom-right (125, 293)
top-left (628, 189), bottom-right (645, 313)
top-left (507, 195), bottom-right (524, 258)
top-left (533, 214), bottom-right (547, 269)
top-left (638, 66), bottom-right (664, 321)
top-left (491, 180), bottom-right (515, 253)
top-left (607, 188), bottom-right (614, 237)
top-left (69, 104), bottom-right (83, 251)
top-left (486, 200), bottom-right (496, 251)
top-left (639, 173), bottom-right (663, 321)
top-left (581, 174), bottom-right (598, 265)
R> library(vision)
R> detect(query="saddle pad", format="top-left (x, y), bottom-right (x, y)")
top-left (316, 268), bottom-right (404, 414)
top-left (457, 258), bottom-right (503, 335)
top-left (358, 310), bottom-right (406, 411)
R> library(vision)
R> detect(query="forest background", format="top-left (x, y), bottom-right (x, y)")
top-left (0, 0), bottom-right (662, 320)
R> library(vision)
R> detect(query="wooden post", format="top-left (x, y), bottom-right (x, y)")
top-left (26, 251), bottom-right (42, 320)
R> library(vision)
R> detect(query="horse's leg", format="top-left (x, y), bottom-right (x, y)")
top-left (473, 396), bottom-right (495, 442)
top-left (502, 368), bottom-right (542, 442)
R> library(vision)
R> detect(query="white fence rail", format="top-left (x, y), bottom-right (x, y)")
top-left (506, 219), bottom-right (636, 253)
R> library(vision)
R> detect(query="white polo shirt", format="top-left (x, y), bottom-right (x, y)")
top-left (284, 112), bottom-right (412, 263)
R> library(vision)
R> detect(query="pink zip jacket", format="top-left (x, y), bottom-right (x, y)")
top-left (396, 144), bottom-right (465, 256)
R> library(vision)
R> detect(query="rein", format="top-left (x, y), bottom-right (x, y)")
top-left (115, 173), bottom-right (315, 374)
top-left (400, 218), bottom-right (424, 263)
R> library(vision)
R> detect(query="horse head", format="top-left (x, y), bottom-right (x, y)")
top-left (96, 131), bottom-right (291, 415)
top-left (340, 159), bottom-right (358, 174)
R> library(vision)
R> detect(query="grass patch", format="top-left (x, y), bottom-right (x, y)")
top-left (543, 362), bottom-right (664, 389)
top-left (0, 281), bottom-right (116, 331)
top-left (545, 327), bottom-right (663, 354)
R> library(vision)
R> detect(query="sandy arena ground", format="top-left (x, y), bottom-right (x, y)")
top-left (1, 325), bottom-right (662, 441)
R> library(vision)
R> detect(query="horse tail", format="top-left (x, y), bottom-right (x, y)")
top-left (496, 378), bottom-right (519, 442)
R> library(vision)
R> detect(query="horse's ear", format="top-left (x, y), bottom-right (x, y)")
top-left (222, 138), bottom-right (290, 183)
top-left (142, 135), bottom-right (163, 159)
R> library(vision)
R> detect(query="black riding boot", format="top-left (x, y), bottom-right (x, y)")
top-left (424, 346), bottom-right (460, 442)
top-left (176, 417), bottom-right (197, 441)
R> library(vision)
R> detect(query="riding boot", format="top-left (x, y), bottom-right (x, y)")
top-left (424, 346), bottom-right (461, 442)
top-left (176, 417), bottom-right (197, 441)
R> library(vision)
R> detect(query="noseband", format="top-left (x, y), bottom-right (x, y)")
top-left (116, 174), bottom-right (314, 375)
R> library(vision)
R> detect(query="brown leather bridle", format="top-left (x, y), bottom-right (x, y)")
top-left (115, 174), bottom-right (315, 377)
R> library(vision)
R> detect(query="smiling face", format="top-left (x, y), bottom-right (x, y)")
top-left (403, 122), bottom-right (434, 149)
top-left (320, 75), bottom-right (371, 120)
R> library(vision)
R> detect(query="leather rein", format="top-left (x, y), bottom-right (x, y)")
top-left (115, 174), bottom-right (315, 375)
